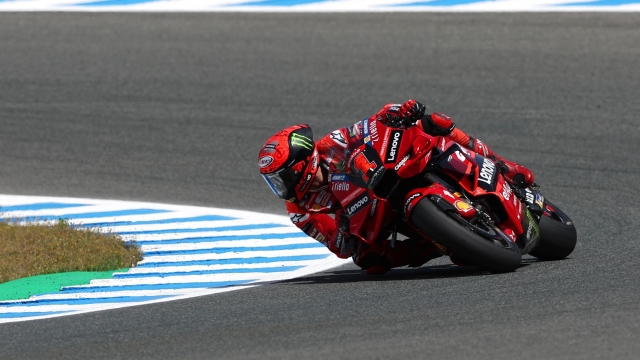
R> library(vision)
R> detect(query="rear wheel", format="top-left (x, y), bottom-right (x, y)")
top-left (410, 197), bottom-right (521, 272)
top-left (529, 201), bottom-right (577, 260)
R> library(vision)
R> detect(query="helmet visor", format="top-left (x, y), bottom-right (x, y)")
top-left (261, 167), bottom-right (301, 200)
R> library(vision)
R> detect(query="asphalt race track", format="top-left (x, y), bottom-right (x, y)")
top-left (1, 13), bottom-right (639, 360)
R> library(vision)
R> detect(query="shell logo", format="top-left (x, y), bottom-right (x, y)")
top-left (454, 200), bottom-right (473, 212)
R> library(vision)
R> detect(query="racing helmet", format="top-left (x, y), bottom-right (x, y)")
top-left (258, 124), bottom-right (319, 202)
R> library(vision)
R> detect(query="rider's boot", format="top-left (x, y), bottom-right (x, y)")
top-left (403, 241), bottom-right (442, 268)
top-left (355, 241), bottom-right (441, 275)
top-left (467, 137), bottom-right (535, 188)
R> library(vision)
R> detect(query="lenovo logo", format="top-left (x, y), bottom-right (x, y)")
top-left (385, 130), bottom-right (403, 163)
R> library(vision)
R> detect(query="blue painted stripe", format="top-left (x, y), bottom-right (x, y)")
top-left (114, 223), bottom-right (285, 235)
top-left (129, 232), bottom-right (309, 245)
top-left (113, 266), bottom-right (304, 279)
top-left (23, 208), bottom-right (169, 221)
top-left (235, 0), bottom-right (326, 6)
top-left (559, 0), bottom-right (640, 5)
top-left (0, 311), bottom-right (73, 319)
top-left (78, 0), bottom-right (156, 6)
top-left (142, 242), bottom-right (323, 256)
top-left (0, 202), bottom-right (87, 212)
top-left (81, 214), bottom-right (237, 227)
top-left (0, 295), bottom-right (172, 307)
top-left (60, 280), bottom-right (254, 293)
top-left (138, 254), bottom-right (331, 268)
top-left (396, 0), bottom-right (489, 5)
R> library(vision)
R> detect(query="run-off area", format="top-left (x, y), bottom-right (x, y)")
top-left (0, 195), bottom-right (348, 323)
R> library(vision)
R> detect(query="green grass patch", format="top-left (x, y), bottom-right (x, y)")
top-left (0, 219), bottom-right (143, 284)
top-left (0, 270), bottom-right (128, 301)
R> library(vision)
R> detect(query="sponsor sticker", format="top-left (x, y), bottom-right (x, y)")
top-left (330, 130), bottom-right (347, 148)
top-left (379, 128), bottom-right (391, 157)
top-left (477, 156), bottom-right (497, 191)
top-left (385, 130), bottom-right (403, 163)
top-left (289, 213), bottom-right (309, 223)
top-left (332, 182), bottom-right (350, 191)
top-left (535, 193), bottom-right (544, 209)
top-left (330, 173), bottom-right (348, 182)
top-left (290, 133), bottom-right (313, 150)
top-left (340, 188), bottom-right (365, 204)
top-left (259, 156), bottom-right (273, 168)
top-left (502, 185), bottom-right (512, 201)
top-left (369, 198), bottom-right (378, 217)
top-left (345, 192), bottom-right (371, 217)
top-left (403, 192), bottom-right (422, 217)
top-left (369, 120), bottom-right (380, 143)
top-left (394, 153), bottom-right (410, 171)
top-left (297, 173), bottom-right (313, 194)
top-left (363, 119), bottom-right (372, 145)
top-left (454, 200), bottom-right (473, 213)
top-left (525, 189), bottom-right (535, 205)
top-left (368, 166), bottom-right (385, 189)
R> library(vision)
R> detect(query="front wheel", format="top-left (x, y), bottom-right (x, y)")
top-left (410, 197), bottom-right (522, 272)
top-left (529, 201), bottom-right (577, 260)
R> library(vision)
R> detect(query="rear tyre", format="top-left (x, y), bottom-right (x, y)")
top-left (410, 197), bottom-right (521, 272)
top-left (529, 202), bottom-right (577, 260)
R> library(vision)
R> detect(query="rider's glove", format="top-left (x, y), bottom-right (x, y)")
top-left (399, 100), bottom-right (426, 127)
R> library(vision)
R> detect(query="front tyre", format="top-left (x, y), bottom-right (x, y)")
top-left (410, 197), bottom-right (521, 272)
top-left (529, 201), bottom-right (577, 260)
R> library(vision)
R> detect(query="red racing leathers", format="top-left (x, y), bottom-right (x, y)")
top-left (286, 101), bottom-right (534, 272)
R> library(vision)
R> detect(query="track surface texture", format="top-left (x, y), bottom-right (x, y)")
top-left (1, 13), bottom-right (639, 360)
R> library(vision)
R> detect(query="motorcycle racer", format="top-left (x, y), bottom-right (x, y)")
top-left (258, 100), bottom-right (535, 274)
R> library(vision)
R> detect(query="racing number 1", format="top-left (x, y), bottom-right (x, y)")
top-left (353, 152), bottom-right (377, 183)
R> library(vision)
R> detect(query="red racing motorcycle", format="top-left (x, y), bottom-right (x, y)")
top-left (330, 118), bottom-right (577, 272)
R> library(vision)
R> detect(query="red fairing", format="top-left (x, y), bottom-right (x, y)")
top-left (372, 102), bottom-right (403, 124)
top-left (427, 138), bottom-right (525, 235)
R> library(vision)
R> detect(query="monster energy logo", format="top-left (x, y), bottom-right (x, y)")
top-left (525, 210), bottom-right (540, 242)
top-left (291, 133), bottom-right (313, 150)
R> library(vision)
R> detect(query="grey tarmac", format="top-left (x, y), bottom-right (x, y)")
top-left (0, 13), bottom-right (639, 360)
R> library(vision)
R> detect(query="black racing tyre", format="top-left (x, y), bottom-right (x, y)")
top-left (529, 201), bottom-right (577, 260)
top-left (410, 197), bottom-right (521, 272)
